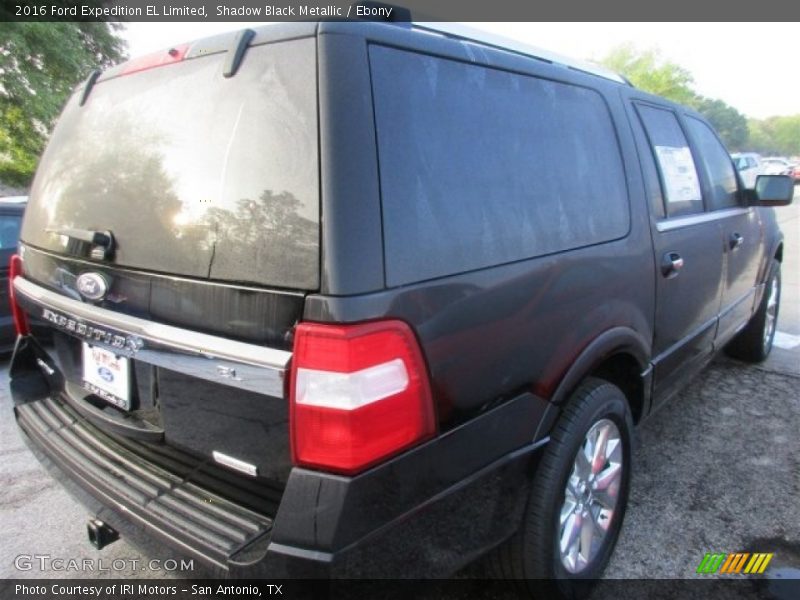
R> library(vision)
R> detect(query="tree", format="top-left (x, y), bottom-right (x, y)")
top-left (0, 23), bottom-right (126, 186)
top-left (598, 43), bottom-right (698, 105)
top-left (691, 97), bottom-right (749, 151)
top-left (747, 116), bottom-right (800, 156)
top-left (599, 44), bottom-right (750, 150)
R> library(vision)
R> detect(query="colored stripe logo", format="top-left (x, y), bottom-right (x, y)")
top-left (697, 552), bottom-right (774, 574)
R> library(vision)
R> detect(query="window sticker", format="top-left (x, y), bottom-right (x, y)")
top-left (654, 145), bottom-right (702, 205)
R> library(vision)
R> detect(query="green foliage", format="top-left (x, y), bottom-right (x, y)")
top-left (598, 44), bottom-right (752, 151)
top-left (599, 43), bottom-right (698, 105)
top-left (691, 97), bottom-right (749, 151)
top-left (747, 116), bottom-right (800, 156)
top-left (0, 23), bottom-right (126, 186)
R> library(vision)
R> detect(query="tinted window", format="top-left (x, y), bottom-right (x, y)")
top-left (370, 46), bottom-right (630, 286)
top-left (685, 117), bottom-right (739, 210)
top-left (23, 38), bottom-right (319, 290)
top-left (636, 105), bottom-right (703, 217)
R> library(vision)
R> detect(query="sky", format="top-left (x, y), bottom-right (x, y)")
top-left (122, 22), bottom-right (797, 119)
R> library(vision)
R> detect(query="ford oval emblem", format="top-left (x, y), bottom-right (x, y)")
top-left (76, 272), bottom-right (108, 301)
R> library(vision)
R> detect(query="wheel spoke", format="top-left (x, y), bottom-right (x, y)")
top-left (560, 512), bottom-right (582, 554)
top-left (593, 487), bottom-right (617, 510)
top-left (561, 492), bottom-right (577, 524)
top-left (591, 425), bottom-right (610, 474)
top-left (580, 509), bottom-right (595, 562)
top-left (594, 462), bottom-right (622, 492)
top-left (574, 446), bottom-right (592, 479)
top-left (605, 436), bottom-right (622, 463)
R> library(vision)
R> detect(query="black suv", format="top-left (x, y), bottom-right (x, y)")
top-left (8, 22), bottom-right (793, 595)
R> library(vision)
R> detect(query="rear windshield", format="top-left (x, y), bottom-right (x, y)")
top-left (23, 37), bottom-right (319, 290)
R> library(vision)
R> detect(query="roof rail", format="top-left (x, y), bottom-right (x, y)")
top-left (412, 23), bottom-right (629, 85)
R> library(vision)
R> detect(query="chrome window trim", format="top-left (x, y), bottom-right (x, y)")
top-left (14, 276), bottom-right (291, 398)
top-left (655, 207), bottom-right (750, 232)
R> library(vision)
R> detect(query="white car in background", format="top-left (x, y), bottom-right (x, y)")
top-left (761, 157), bottom-right (795, 176)
top-left (731, 152), bottom-right (762, 188)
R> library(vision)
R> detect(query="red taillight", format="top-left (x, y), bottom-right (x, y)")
top-left (289, 320), bottom-right (436, 475)
top-left (120, 44), bottom-right (190, 76)
top-left (8, 254), bottom-right (29, 336)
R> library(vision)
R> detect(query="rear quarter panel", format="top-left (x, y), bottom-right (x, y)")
top-left (309, 26), bottom-right (655, 425)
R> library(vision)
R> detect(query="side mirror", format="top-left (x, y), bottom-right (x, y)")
top-left (750, 174), bottom-right (794, 207)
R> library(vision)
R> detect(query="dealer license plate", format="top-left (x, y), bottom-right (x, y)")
top-left (82, 343), bottom-right (131, 411)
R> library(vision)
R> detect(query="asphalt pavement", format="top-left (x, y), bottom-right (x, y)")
top-left (1, 192), bottom-right (798, 589)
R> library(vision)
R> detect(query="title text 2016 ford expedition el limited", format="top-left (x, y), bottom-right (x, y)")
top-left (8, 21), bottom-right (793, 598)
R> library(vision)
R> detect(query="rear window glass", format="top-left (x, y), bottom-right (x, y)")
top-left (23, 38), bottom-right (319, 290)
top-left (369, 46), bottom-right (630, 287)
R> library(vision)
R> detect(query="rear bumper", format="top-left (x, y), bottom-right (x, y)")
top-left (12, 336), bottom-right (552, 578)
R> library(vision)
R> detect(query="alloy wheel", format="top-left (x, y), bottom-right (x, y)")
top-left (558, 418), bottom-right (623, 574)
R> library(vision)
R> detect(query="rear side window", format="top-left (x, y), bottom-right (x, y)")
top-left (636, 104), bottom-right (703, 217)
top-left (370, 46), bottom-right (630, 287)
top-left (684, 116), bottom-right (740, 210)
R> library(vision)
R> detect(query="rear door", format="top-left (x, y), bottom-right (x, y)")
top-left (16, 31), bottom-right (320, 493)
top-left (683, 116), bottom-right (763, 345)
top-left (628, 100), bottom-right (725, 404)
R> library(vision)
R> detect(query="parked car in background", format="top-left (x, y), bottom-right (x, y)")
top-left (731, 152), bottom-right (762, 188)
top-left (761, 157), bottom-right (795, 176)
top-left (0, 197), bottom-right (27, 353)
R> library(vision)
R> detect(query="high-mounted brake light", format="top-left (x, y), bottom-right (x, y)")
top-left (289, 320), bottom-right (436, 475)
top-left (120, 44), bottom-right (190, 77)
top-left (8, 254), bottom-right (29, 336)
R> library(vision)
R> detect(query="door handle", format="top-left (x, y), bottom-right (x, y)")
top-left (661, 251), bottom-right (684, 278)
top-left (729, 232), bottom-right (744, 250)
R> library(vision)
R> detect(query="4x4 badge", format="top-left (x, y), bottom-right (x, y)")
top-left (76, 272), bottom-right (109, 301)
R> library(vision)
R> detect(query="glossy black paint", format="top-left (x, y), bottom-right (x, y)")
top-left (309, 23), bottom-right (655, 428)
top-left (9, 20), bottom-right (787, 580)
top-left (21, 245), bottom-right (303, 348)
top-left (12, 337), bottom-right (548, 576)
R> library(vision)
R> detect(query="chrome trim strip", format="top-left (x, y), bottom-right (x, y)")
top-left (14, 277), bottom-right (291, 398)
top-left (650, 315), bottom-right (717, 367)
top-left (212, 451), bottom-right (258, 478)
top-left (655, 207), bottom-right (750, 233)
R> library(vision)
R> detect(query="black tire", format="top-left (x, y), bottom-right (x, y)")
top-left (490, 377), bottom-right (633, 599)
top-left (725, 258), bottom-right (781, 363)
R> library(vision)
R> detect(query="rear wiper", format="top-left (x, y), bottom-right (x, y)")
top-left (222, 28), bottom-right (255, 78)
top-left (79, 69), bottom-right (102, 106)
top-left (46, 227), bottom-right (115, 260)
